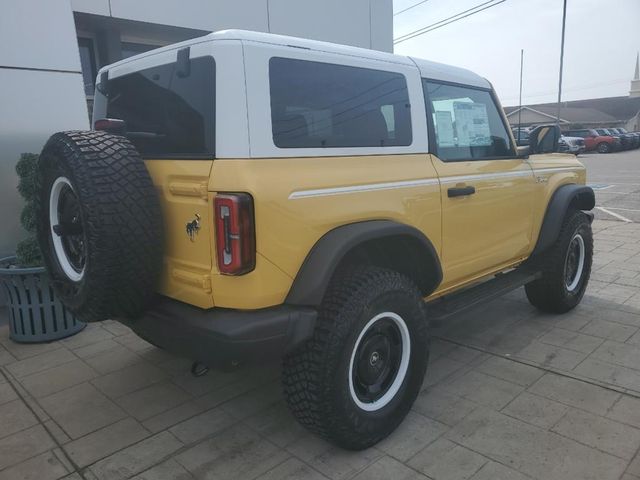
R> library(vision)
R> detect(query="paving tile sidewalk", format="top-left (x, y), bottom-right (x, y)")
top-left (1, 218), bottom-right (640, 480)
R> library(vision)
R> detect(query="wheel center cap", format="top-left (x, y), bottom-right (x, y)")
top-left (369, 351), bottom-right (380, 366)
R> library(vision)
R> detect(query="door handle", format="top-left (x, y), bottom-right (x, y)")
top-left (447, 185), bottom-right (476, 198)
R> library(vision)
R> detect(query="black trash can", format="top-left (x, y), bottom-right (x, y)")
top-left (0, 257), bottom-right (85, 343)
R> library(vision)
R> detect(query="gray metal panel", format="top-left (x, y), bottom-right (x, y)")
top-left (0, 0), bottom-right (81, 71)
top-left (369, 0), bottom-right (393, 53)
top-left (71, 0), bottom-right (110, 16)
top-left (100, 0), bottom-right (392, 53)
top-left (268, 0), bottom-right (372, 50)
top-left (109, 0), bottom-right (269, 33)
top-left (0, 69), bottom-right (89, 257)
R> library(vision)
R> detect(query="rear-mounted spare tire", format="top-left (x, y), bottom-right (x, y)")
top-left (35, 131), bottom-right (163, 322)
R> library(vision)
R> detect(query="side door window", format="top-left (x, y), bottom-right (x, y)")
top-left (423, 80), bottom-right (514, 161)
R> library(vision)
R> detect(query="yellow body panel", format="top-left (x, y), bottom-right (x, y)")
top-left (429, 155), bottom-right (535, 292)
top-left (208, 155), bottom-right (441, 308)
top-left (527, 153), bottom-right (587, 248)
top-left (144, 152), bottom-right (586, 310)
top-left (144, 160), bottom-right (215, 309)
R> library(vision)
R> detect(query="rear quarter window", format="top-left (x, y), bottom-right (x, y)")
top-left (105, 56), bottom-right (215, 158)
top-left (269, 57), bottom-right (412, 148)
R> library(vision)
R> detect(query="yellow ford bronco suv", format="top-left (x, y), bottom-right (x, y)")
top-left (35, 30), bottom-right (595, 450)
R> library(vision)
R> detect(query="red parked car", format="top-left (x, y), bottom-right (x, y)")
top-left (564, 128), bottom-right (622, 153)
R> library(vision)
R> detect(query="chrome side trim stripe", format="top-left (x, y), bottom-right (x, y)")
top-left (533, 167), bottom-right (580, 174)
top-left (288, 178), bottom-right (440, 199)
top-left (289, 167), bottom-right (580, 199)
top-left (439, 170), bottom-right (532, 184)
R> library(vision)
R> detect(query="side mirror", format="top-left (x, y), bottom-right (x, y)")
top-left (516, 145), bottom-right (530, 158)
top-left (529, 124), bottom-right (561, 154)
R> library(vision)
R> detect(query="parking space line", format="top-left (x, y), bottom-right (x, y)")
top-left (596, 206), bottom-right (633, 223)
top-left (590, 182), bottom-right (640, 186)
top-left (601, 206), bottom-right (640, 213)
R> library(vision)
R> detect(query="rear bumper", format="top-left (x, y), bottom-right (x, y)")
top-left (121, 297), bottom-right (317, 368)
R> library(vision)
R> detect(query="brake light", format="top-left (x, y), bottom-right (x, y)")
top-left (214, 193), bottom-right (255, 275)
top-left (94, 118), bottom-right (126, 135)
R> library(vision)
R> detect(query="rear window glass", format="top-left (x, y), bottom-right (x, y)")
top-left (269, 57), bottom-right (412, 148)
top-left (106, 56), bottom-right (215, 157)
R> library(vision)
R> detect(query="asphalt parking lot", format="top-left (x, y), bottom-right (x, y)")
top-left (584, 149), bottom-right (640, 223)
top-left (0, 149), bottom-right (640, 480)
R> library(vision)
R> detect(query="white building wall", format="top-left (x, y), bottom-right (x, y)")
top-left (268, 0), bottom-right (372, 50)
top-left (91, 0), bottom-right (392, 51)
top-left (109, 0), bottom-right (270, 33)
top-left (0, 0), bottom-right (90, 258)
top-left (71, 0), bottom-right (110, 16)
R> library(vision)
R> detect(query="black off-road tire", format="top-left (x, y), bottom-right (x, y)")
top-left (36, 131), bottom-right (163, 322)
top-left (525, 210), bottom-right (592, 313)
top-left (597, 142), bottom-right (611, 154)
top-left (282, 266), bottom-right (429, 450)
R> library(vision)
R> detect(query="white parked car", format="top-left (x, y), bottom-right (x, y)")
top-left (559, 135), bottom-right (586, 155)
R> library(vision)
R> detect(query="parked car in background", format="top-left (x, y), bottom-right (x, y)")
top-left (617, 128), bottom-right (640, 148)
top-left (564, 128), bottom-right (621, 153)
top-left (609, 128), bottom-right (640, 149)
top-left (597, 128), bottom-right (632, 150)
top-left (559, 135), bottom-right (586, 155)
top-left (511, 127), bottom-right (530, 146)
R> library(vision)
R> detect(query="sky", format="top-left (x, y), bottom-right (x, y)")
top-left (393, 0), bottom-right (640, 106)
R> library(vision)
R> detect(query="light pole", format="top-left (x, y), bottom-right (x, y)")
top-left (517, 49), bottom-right (524, 144)
top-left (556, 0), bottom-right (568, 126)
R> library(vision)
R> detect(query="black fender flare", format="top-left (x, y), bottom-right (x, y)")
top-left (285, 220), bottom-right (442, 307)
top-left (532, 184), bottom-right (595, 255)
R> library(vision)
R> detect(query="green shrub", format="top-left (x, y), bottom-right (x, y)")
top-left (16, 236), bottom-right (42, 267)
top-left (15, 153), bottom-right (42, 267)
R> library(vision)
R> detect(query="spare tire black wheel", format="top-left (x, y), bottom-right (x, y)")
top-left (35, 130), bottom-right (163, 322)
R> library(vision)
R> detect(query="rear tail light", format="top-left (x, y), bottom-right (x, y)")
top-left (94, 118), bottom-right (126, 136)
top-left (214, 193), bottom-right (255, 275)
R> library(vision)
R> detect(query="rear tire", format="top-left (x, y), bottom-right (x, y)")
top-left (525, 210), bottom-right (592, 313)
top-left (36, 131), bottom-right (163, 322)
top-left (597, 142), bottom-right (611, 153)
top-left (282, 266), bottom-right (429, 450)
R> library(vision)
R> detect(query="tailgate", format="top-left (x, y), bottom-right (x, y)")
top-left (145, 160), bottom-right (215, 308)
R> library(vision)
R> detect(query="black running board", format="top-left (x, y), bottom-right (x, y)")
top-left (428, 268), bottom-right (541, 322)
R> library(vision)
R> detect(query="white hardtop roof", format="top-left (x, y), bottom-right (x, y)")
top-left (100, 29), bottom-right (490, 89)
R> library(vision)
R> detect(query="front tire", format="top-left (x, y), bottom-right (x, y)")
top-left (525, 210), bottom-right (593, 313)
top-left (597, 142), bottom-right (611, 153)
top-left (282, 266), bottom-right (429, 450)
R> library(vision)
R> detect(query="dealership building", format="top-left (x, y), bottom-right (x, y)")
top-left (0, 0), bottom-right (393, 258)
